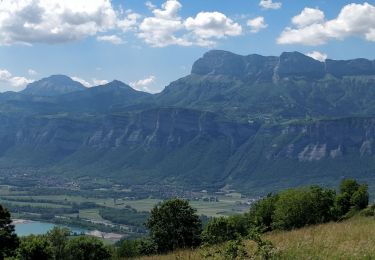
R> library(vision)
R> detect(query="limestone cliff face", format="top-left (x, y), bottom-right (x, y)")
top-left (2, 51), bottom-right (375, 193)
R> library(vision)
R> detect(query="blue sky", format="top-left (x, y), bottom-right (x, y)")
top-left (0, 0), bottom-right (375, 93)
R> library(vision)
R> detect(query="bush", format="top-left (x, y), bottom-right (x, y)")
top-left (336, 179), bottom-right (369, 216)
top-left (146, 199), bottom-right (202, 253)
top-left (64, 236), bottom-right (112, 260)
top-left (17, 235), bottom-right (53, 260)
top-left (201, 217), bottom-right (238, 245)
top-left (272, 186), bottom-right (336, 230)
top-left (248, 194), bottom-right (278, 232)
top-left (117, 239), bottom-right (141, 258)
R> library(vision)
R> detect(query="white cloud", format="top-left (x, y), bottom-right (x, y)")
top-left (247, 16), bottom-right (268, 33)
top-left (28, 69), bottom-right (37, 76)
top-left (185, 12), bottom-right (242, 45)
top-left (139, 0), bottom-right (242, 47)
top-left (97, 35), bottom-right (124, 45)
top-left (138, 0), bottom-right (189, 47)
top-left (278, 3), bottom-right (375, 45)
top-left (145, 1), bottom-right (156, 10)
top-left (259, 0), bottom-right (282, 10)
top-left (0, 69), bottom-right (33, 91)
top-left (0, 0), bottom-right (117, 45)
top-left (71, 77), bottom-right (110, 87)
top-left (130, 75), bottom-right (156, 92)
top-left (306, 51), bottom-right (328, 62)
top-left (93, 79), bottom-right (109, 86)
top-left (117, 12), bottom-right (141, 32)
top-left (292, 8), bottom-right (325, 28)
top-left (71, 76), bottom-right (92, 87)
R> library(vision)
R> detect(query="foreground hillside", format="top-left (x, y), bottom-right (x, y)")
top-left (138, 216), bottom-right (375, 259)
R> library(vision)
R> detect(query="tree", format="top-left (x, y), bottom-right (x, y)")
top-left (272, 186), bottom-right (336, 230)
top-left (350, 184), bottom-right (369, 210)
top-left (201, 217), bottom-right (239, 245)
top-left (248, 194), bottom-right (278, 232)
top-left (46, 226), bottom-right (70, 260)
top-left (145, 199), bottom-right (202, 253)
top-left (117, 239), bottom-right (140, 258)
top-left (0, 204), bottom-right (19, 260)
top-left (17, 235), bottom-right (53, 260)
top-left (336, 179), bottom-right (369, 216)
top-left (64, 236), bottom-right (112, 260)
top-left (340, 179), bottom-right (360, 196)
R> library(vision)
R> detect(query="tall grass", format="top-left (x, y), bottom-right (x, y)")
top-left (137, 216), bottom-right (375, 259)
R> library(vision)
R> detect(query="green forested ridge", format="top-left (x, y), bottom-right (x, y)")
top-left (1, 51), bottom-right (375, 193)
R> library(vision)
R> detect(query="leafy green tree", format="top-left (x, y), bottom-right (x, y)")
top-left (17, 235), bottom-right (53, 260)
top-left (248, 194), bottom-right (278, 232)
top-left (336, 192), bottom-right (352, 216)
top-left (117, 239), bottom-right (140, 258)
top-left (64, 236), bottom-right (111, 260)
top-left (46, 226), bottom-right (70, 260)
top-left (0, 204), bottom-right (19, 260)
top-left (137, 237), bottom-right (157, 256)
top-left (146, 199), bottom-right (202, 253)
top-left (272, 186), bottom-right (336, 230)
top-left (351, 184), bottom-right (369, 210)
top-left (340, 179), bottom-right (360, 196)
top-left (336, 179), bottom-right (369, 216)
top-left (201, 217), bottom-right (239, 245)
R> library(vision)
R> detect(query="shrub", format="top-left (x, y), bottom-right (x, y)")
top-left (272, 186), bottom-right (336, 230)
top-left (17, 235), bottom-right (53, 260)
top-left (201, 217), bottom-right (241, 245)
top-left (248, 194), bottom-right (278, 232)
top-left (64, 236), bottom-right (112, 260)
top-left (336, 179), bottom-right (369, 216)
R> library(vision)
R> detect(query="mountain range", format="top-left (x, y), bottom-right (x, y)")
top-left (1, 50), bottom-right (375, 194)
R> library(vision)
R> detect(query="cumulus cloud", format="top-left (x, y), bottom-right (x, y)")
top-left (130, 75), bottom-right (156, 92)
top-left (117, 12), bottom-right (141, 32)
top-left (138, 0), bottom-right (189, 47)
top-left (145, 1), bottom-right (156, 10)
top-left (278, 3), bottom-right (375, 45)
top-left (292, 8), bottom-right (325, 28)
top-left (138, 0), bottom-right (242, 47)
top-left (0, 69), bottom-right (33, 92)
top-left (306, 51), bottom-right (328, 62)
top-left (185, 12), bottom-right (242, 46)
top-left (97, 35), bottom-right (124, 45)
top-left (259, 0), bottom-right (282, 10)
top-left (0, 0), bottom-right (243, 48)
top-left (247, 17), bottom-right (268, 33)
top-left (0, 0), bottom-right (118, 45)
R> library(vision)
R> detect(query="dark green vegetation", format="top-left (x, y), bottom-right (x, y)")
top-left (1, 51), bottom-right (375, 194)
top-left (0, 204), bottom-right (19, 259)
top-left (145, 199), bottom-right (202, 253)
top-left (0, 179), bottom-right (371, 259)
top-left (14, 227), bottom-right (111, 260)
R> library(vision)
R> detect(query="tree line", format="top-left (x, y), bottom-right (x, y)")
top-left (0, 179), bottom-right (370, 259)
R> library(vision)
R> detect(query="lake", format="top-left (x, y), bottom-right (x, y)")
top-left (14, 220), bottom-right (87, 236)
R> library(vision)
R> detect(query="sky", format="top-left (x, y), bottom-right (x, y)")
top-left (1, 0), bottom-right (375, 93)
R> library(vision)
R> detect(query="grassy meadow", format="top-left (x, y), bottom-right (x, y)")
top-left (137, 215), bottom-right (375, 259)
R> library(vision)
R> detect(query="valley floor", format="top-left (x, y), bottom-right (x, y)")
top-left (138, 216), bottom-right (375, 259)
